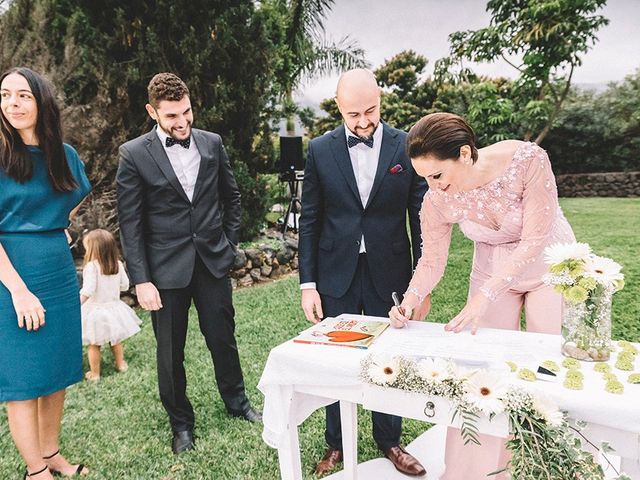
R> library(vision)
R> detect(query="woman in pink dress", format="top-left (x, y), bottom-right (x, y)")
top-left (388, 112), bottom-right (575, 479)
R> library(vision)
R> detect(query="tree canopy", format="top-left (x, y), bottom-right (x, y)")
top-left (438, 0), bottom-right (609, 143)
top-left (1, 0), bottom-right (310, 239)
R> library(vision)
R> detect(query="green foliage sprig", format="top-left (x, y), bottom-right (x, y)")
top-left (361, 354), bottom-right (629, 480)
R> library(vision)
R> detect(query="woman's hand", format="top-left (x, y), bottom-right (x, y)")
top-left (388, 305), bottom-right (413, 329)
top-left (12, 287), bottom-right (46, 331)
top-left (445, 293), bottom-right (489, 334)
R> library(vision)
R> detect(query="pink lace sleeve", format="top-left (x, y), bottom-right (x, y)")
top-left (403, 194), bottom-right (453, 305)
top-left (479, 145), bottom-right (559, 301)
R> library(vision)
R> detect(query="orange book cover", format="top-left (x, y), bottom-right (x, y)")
top-left (293, 317), bottom-right (389, 349)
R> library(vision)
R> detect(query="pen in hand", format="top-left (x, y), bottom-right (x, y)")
top-left (392, 291), bottom-right (409, 328)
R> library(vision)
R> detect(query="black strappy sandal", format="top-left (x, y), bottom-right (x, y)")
top-left (24, 465), bottom-right (49, 479)
top-left (42, 450), bottom-right (87, 477)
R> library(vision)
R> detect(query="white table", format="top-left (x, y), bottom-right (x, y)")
top-left (258, 315), bottom-right (640, 479)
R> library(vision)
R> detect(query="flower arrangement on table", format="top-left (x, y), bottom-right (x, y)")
top-left (543, 242), bottom-right (625, 361)
top-left (361, 354), bottom-right (631, 480)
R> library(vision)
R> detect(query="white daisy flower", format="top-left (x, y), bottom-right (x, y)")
top-left (368, 354), bottom-right (400, 385)
top-left (464, 371), bottom-right (507, 416)
top-left (532, 394), bottom-right (564, 427)
top-left (544, 242), bottom-right (592, 266)
top-left (583, 255), bottom-right (624, 289)
top-left (416, 357), bottom-right (451, 383)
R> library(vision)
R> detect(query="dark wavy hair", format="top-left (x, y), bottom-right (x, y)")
top-left (407, 112), bottom-right (479, 164)
top-left (147, 72), bottom-right (190, 108)
top-left (0, 67), bottom-right (76, 191)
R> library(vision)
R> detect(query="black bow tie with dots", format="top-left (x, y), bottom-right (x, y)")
top-left (166, 136), bottom-right (191, 149)
top-left (347, 135), bottom-right (374, 148)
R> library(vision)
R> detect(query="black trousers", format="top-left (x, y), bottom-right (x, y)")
top-left (152, 255), bottom-right (248, 433)
top-left (321, 253), bottom-right (402, 451)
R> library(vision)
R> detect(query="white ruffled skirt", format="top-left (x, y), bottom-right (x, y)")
top-left (81, 300), bottom-right (142, 346)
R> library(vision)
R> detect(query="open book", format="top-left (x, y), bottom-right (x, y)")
top-left (293, 317), bottom-right (389, 349)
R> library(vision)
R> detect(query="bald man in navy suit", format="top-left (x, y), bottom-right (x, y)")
top-left (298, 69), bottom-right (428, 477)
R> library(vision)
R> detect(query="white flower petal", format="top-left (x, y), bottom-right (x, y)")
top-left (464, 371), bottom-right (507, 416)
top-left (584, 255), bottom-right (624, 288)
top-left (416, 357), bottom-right (451, 383)
top-left (544, 242), bottom-right (592, 265)
top-left (368, 354), bottom-right (400, 385)
top-left (532, 394), bottom-right (564, 427)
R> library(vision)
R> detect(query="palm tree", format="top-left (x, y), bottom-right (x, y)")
top-left (278, 0), bottom-right (369, 134)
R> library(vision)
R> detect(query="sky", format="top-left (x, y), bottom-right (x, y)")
top-left (297, 0), bottom-right (640, 109)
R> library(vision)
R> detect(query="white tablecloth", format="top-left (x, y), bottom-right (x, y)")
top-left (258, 315), bottom-right (640, 449)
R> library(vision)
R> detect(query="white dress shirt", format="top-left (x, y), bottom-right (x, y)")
top-left (346, 123), bottom-right (383, 253)
top-left (156, 127), bottom-right (200, 202)
top-left (300, 124), bottom-right (383, 290)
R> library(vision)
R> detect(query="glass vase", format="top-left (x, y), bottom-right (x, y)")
top-left (561, 290), bottom-right (612, 361)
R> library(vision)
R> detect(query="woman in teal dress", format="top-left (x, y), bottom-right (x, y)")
top-left (1, 68), bottom-right (91, 478)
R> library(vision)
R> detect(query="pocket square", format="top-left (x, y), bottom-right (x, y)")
top-left (389, 164), bottom-right (404, 174)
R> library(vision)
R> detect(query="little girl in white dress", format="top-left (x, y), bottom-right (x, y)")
top-left (80, 229), bottom-right (141, 381)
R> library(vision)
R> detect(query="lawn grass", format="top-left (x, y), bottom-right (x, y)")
top-left (1, 198), bottom-right (638, 479)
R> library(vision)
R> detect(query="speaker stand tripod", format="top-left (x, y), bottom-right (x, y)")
top-left (281, 171), bottom-right (303, 237)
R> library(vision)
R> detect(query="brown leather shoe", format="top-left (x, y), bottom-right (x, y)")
top-left (314, 447), bottom-right (343, 477)
top-left (383, 445), bottom-right (426, 476)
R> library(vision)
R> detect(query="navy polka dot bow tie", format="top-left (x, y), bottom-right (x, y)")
top-left (165, 136), bottom-right (191, 149)
top-left (347, 135), bottom-right (374, 148)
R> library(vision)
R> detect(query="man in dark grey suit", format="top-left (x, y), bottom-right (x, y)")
top-left (298, 69), bottom-right (428, 477)
top-left (116, 73), bottom-right (260, 455)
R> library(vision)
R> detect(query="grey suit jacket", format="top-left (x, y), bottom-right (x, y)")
top-left (116, 127), bottom-right (241, 289)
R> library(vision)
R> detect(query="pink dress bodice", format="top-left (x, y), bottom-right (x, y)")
top-left (406, 142), bottom-right (575, 304)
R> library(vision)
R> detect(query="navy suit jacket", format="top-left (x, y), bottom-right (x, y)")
top-left (298, 123), bottom-right (427, 300)
top-left (116, 127), bottom-right (241, 289)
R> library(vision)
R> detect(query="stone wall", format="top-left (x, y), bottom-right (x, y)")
top-left (229, 235), bottom-right (298, 289)
top-left (555, 171), bottom-right (640, 197)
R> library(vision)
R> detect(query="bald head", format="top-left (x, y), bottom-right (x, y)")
top-left (336, 68), bottom-right (379, 101)
top-left (335, 69), bottom-right (381, 139)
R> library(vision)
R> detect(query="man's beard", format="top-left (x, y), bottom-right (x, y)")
top-left (158, 120), bottom-right (192, 139)
top-left (351, 121), bottom-right (378, 140)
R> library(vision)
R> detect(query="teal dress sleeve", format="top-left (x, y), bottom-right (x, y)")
top-left (64, 143), bottom-right (92, 201)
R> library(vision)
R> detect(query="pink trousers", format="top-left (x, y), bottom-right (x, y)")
top-left (440, 243), bottom-right (563, 480)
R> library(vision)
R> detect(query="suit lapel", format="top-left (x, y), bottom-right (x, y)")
top-left (329, 126), bottom-right (361, 206)
top-left (145, 129), bottom-right (190, 203)
top-left (365, 123), bottom-right (400, 209)
top-left (190, 130), bottom-right (210, 204)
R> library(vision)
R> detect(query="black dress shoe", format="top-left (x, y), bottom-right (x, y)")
top-left (172, 430), bottom-right (195, 454)
top-left (229, 406), bottom-right (263, 423)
